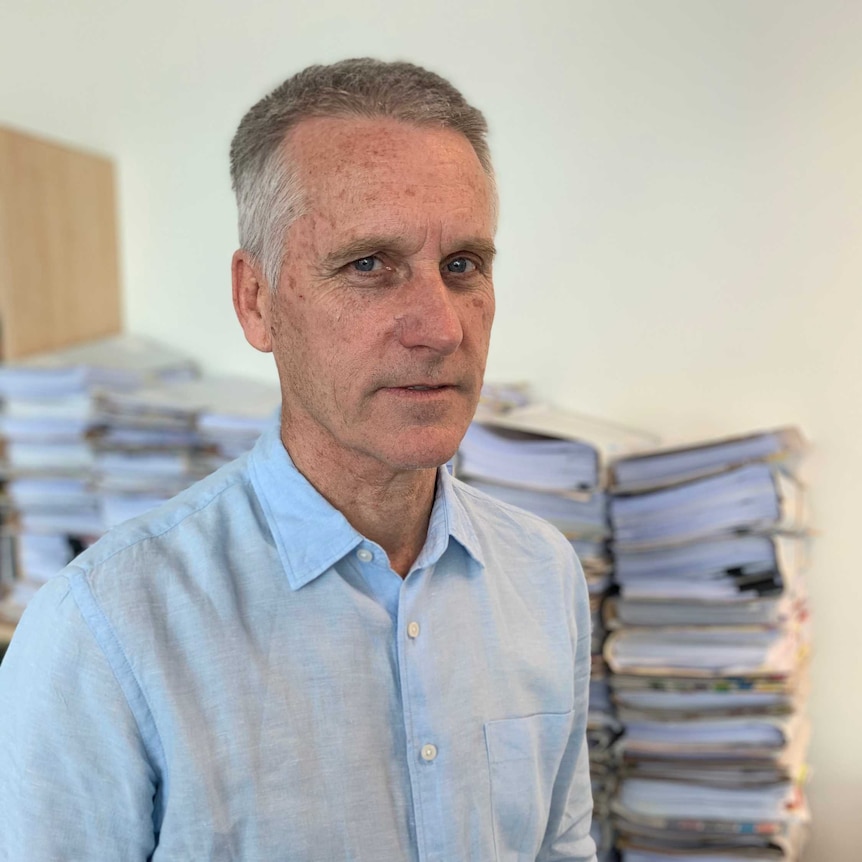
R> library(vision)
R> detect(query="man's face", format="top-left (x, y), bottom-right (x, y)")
top-left (260, 116), bottom-right (496, 475)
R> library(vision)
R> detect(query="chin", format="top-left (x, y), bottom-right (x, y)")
top-left (382, 436), bottom-right (461, 472)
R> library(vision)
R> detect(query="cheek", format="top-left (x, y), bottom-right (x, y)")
top-left (268, 297), bottom-right (316, 381)
top-left (468, 293), bottom-right (496, 339)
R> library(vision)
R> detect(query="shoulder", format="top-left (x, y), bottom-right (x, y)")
top-left (2, 574), bottom-right (78, 665)
top-left (448, 476), bottom-right (591, 646)
top-left (73, 452), bottom-right (256, 575)
top-left (42, 453), bottom-right (266, 639)
top-left (449, 475), bottom-right (584, 615)
top-left (6, 452), bottom-right (274, 690)
top-left (451, 475), bottom-right (576, 563)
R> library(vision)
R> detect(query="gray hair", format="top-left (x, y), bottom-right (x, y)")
top-left (229, 58), bottom-right (496, 290)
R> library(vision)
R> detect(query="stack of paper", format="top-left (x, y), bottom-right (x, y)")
top-left (615, 775), bottom-right (809, 861)
top-left (457, 391), bottom-right (658, 861)
top-left (606, 428), bottom-right (811, 861)
top-left (610, 464), bottom-right (805, 551)
top-left (611, 428), bottom-right (805, 494)
top-left (0, 335), bottom-right (200, 620)
top-left (94, 379), bottom-right (206, 529)
top-left (0, 401), bottom-right (101, 534)
top-left (0, 334), bottom-right (197, 394)
top-left (459, 421), bottom-right (600, 492)
top-left (195, 376), bottom-right (281, 466)
top-left (460, 402), bottom-right (660, 493)
top-left (93, 375), bottom-right (281, 527)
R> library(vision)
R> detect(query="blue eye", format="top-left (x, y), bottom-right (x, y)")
top-left (352, 257), bottom-right (379, 272)
top-left (445, 257), bottom-right (475, 274)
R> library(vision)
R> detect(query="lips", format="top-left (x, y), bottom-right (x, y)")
top-left (377, 379), bottom-right (458, 391)
top-left (372, 374), bottom-right (468, 398)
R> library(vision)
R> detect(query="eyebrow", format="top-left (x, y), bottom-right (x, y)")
top-left (456, 238), bottom-right (497, 263)
top-left (321, 236), bottom-right (413, 269)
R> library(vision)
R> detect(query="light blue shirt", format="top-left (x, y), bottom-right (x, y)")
top-left (0, 424), bottom-right (596, 861)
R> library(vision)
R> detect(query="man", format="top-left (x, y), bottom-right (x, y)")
top-left (0, 59), bottom-right (596, 860)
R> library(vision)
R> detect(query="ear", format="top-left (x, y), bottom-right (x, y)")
top-left (232, 249), bottom-right (273, 353)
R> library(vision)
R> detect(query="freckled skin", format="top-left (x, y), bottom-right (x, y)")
top-left (233, 116), bottom-right (496, 570)
top-left (274, 117), bottom-right (495, 473)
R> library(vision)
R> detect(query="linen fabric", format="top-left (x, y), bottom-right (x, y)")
top-left (0, 423), bottom-right (596, 862)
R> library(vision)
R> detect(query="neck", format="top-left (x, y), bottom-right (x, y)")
top-left (282, 426), bottom-right (440, 578)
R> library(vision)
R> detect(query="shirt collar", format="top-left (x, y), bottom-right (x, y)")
top-left (247, 424), bottom-right (484, 590)
top-left (420, 465), bottom-right (484, 571)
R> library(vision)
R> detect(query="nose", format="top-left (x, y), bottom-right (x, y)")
top-left (395, 268), bottom-right (464, 355)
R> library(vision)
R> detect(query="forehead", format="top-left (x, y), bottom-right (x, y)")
top-left (283, 116), bottom-right (495, 229)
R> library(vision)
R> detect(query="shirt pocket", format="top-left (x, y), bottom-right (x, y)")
top-left (484, 710), bottom-right (574, 862)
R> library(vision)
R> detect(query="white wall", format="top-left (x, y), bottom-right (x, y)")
top-left (1, 1), bottom-right (860, 856)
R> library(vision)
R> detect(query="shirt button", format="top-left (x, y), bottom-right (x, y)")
top-left (407, 621), bottom-right (420, 639)
top-left (421, 743), bottom-right (438, 762)
top-left (356, 548), bottom-right (373, 563)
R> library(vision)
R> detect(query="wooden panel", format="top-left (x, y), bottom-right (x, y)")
top-left (0, 126), bottom-right (121, 359)
top-left (0, 619), bottom-right (15, 647)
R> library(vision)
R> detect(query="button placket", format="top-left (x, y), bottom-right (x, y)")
top-left (397, 567), bottom-right (446, 858)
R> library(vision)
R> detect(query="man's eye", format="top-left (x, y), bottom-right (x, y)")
top-left (352, 256), bottom-right (381, 272)
top-left (445, 257), bottom-right (476, 274)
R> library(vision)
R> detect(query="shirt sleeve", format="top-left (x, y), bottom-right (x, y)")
top-left (537, 548), bottom-right (599, 862)
top-left (0, 574), bottom-right (158, 861)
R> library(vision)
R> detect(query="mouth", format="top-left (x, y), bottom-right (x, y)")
top-left (381, 382), bottom-right (459, 397)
